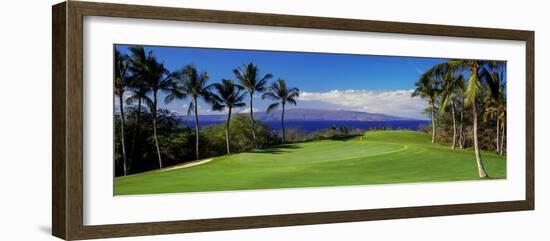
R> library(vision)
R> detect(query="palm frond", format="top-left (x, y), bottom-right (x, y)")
top-left (187, 101), bottom-right (194, 116)
top-left (211, 102), bottom-right (226, 111)
top-left (263, 78), bottom-right (299, 112)
top-left (209, 79), bottom-right (247, 112)
top-left (465, 73), bottom-right (481, 105)
top-left (261, 92), bottom-right (279, 100)
top-left (233, 102), bottom-right (246, 108)
top-left (256, 73), bottom-right (273, 91)
top-left (266, 102), bottom-right (279, 114)
top-left (286, 98), bottom-right (297, 106)
top-left (479, 67), bottom-right (500, 100)
top-left (125, 95), bottom-right (140, 105)
top-left (164, 88), bottom-right (186, 104)
top-left (142, 97), bottom-right (154, 110)
top-left (287, 89), bottom-right (300, 99)
top-left (234, 91), bottom-right (247, 103)
top-left (233, 63), bottom-right (271, 94)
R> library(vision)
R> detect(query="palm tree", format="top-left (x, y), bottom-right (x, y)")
top-left (412, 70), bottom-right (440, 143)
top-left (114, 48), bottom-right (129, 176)
top-left (233, 63), bottom-right (273, 148)
top-left (125, 77), bottom-right (152, 172)
top-left (168, 65), bottom-right (212, 160)
top-left (499, 111), bottom-right (506, 156)
top-left (261, 79), bottom-right (299, 144)
top-left (439, 71), bottom-right (465, 150)
top-left (464, 61), bottom-right (489, 177)
top-left (210, 79), bottom-right (247, 154)
top-left (483, 97), bottom-right (502, 153)
top-left (446, 59), bottom-right (490, 177)
top-left (429, 59), bottom-right (504, 177)
top-left (458, 90), bottom-right (466, 149)
top-left (481, 63), bottom-right (506, 154)
top-left (128, 46), bottom-right (173, 169)
top-left (127, 48), bottom-right (151, 171)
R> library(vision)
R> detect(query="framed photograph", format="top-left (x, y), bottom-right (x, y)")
top-left (52, 1), bottom-right (534, 240)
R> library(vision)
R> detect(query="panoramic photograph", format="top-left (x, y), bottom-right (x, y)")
top-left (113, 44), bottom-right (507, 195)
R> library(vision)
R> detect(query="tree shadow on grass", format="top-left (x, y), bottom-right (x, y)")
top-left (299, 134), bottom-right (359, 143)
top-left (248, 144), bottom-right (302, 154)
top-left (247, 135), bottom-right (358, 155)
top-left (326, 135), bottom-right (359, 141)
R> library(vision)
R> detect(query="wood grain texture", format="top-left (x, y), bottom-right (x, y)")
top-left (51, 1), bottom-right (535, 240)
top-left (72, 1), bottom-right (532, 40)
top-left (66, 2), bottom-right (85, 240)
top-left (52, 2), bottom-right (67, 240)
top-left (525, 32), bottom-right (535, 209)
top-left (74, 201), bottom-right (530, 240)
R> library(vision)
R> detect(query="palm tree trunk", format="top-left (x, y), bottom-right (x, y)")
top-left (496, 110), bottom-right (500, 153)
top-left (128, 98), bottom-right (141, 173)
top-left (459, 95), bottom-right (465, 148)
top-left (459, 110), bottom-right (464, 149)
top-left (118, 94), bottom-right (128, 176)
top-left (472, 96), bottom-right (488, 178)
top-left (194, 97), bottom-right (200, 160)
top-left (249, 93), bottom-right (258, 148)
top-left (281, 102), bottom-right (286, 144)
top-left (451, 100), bottom-right (457, 150)
top-left (499, 121), bottom-right (505, 156)
top-left (226, 108), bottom-right (232, 154)
top-left (152, 93), bottom-right (163, 169)
top-left (430, 99), bottom-right (435, 143)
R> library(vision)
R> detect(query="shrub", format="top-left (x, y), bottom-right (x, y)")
top-left (201, 114), bottom-right (277, 156)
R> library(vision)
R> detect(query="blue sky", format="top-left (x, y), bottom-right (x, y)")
top-left (116, 44), bottom-right (449, 120)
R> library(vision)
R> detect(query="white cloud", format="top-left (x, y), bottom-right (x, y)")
top-left (147, 90), bottom-right (429, 119)
top-left (299, 89), bottom-right (428, 119)
top-left (237, 107), bottom-right (258, 114)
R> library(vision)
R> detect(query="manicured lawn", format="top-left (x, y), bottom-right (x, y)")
top-left (114, 130), bottom-right (506, 195)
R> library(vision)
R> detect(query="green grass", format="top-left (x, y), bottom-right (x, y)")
top-left (115, 130), bottom-right (506, 195)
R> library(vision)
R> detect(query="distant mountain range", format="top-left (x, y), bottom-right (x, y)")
top-left (179, 108), bottom-right (418, 122)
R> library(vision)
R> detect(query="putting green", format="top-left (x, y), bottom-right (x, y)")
top-left (233, 141), bottom-right (406, 165)
top-left (115, 130), bottom-right (506, 195)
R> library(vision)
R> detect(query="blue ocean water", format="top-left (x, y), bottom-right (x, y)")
top-left (183, 120), bottom-right (429, 133)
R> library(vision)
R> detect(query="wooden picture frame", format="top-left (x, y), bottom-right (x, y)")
top-left (52, 1), bottom-right (534, 240)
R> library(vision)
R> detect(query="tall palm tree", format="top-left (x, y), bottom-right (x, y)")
top-left (127, 47), bottom-right (151, 171)
top-left (125, 77), bottom-right (152, 173)
top-left (210, 79), bottom-right (247, 154)
top-left (412, 70), bottom-right (440, 143)
top-left (439, 72), bottom-right (465, 150)
top-left (446, 59), bottom-right (490, 177)
top-left (128, 46), bottom-right (173, 169)
top-left (464, 60), bottom-right (489, 177)
top-left (481, 64), bottom-right (506, 154)
top-left (233, 63), bottom-right (273, 148)
top-left (261, 79), bottom-right (299, 144)
top-left (114, 48), bottom-right (129, 175)
top-left (483, 97), bottom-right (502, 152)
top-left (167, 65), bottom-right (212, 160)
